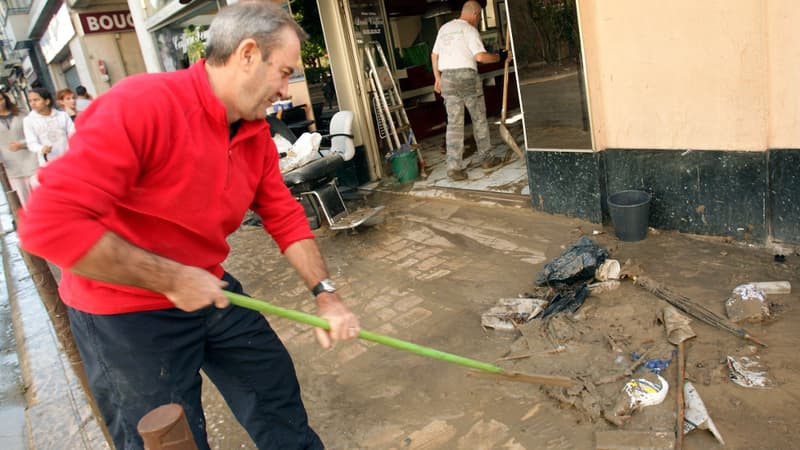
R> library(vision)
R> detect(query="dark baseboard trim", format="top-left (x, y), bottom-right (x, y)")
top-left (524, 148), bottom-right (800, 244)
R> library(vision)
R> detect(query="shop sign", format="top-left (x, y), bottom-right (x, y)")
top-left (39, 4), bottom-right (75, 63)
top-left (79, 11), bottom-right (135, 34)
top-left (350, 0), bottom-right (385, 40)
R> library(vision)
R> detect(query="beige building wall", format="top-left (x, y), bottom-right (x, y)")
top-left (65, 6), bottom-right (147, 94)
top-left (579, 0), bottom-right (780, 152)
top-left (767, 0), bottom-right (800, 148)
top-left (77, 32), bottom-right (145, 92)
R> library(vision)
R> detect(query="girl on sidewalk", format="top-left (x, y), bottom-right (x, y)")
top-left (23, 88), bottom-right (75, 167)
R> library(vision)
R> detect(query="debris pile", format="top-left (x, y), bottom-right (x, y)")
top-left (479, 234), bottom-right (794, 448)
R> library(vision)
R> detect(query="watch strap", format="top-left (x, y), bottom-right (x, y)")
top-left (311, 278), bottom-right (336, 297)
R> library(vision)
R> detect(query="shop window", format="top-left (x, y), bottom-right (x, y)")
top-left (143, 0), bottom-right (171, 20)
top-left (292, 0), bottom-right (339, 120)
top-left (153, 3), bottom-right (218, 72)
top-left (509, 0), bottom-right (592, 149)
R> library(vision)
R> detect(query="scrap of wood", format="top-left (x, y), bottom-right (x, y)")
top-left (676, 341), bottom-right (686, 450)
top-left (467, 370), bottom-right (574, 387)
top-left (520, 404), bottom-right (542, 421)
top-left (495, 345), bottom-right (566, 362)
top-left (595, 348), bottom-right (652, 385)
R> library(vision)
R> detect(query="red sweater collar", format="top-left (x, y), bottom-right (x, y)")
top-left (188, 59), bottom-right (268, 141)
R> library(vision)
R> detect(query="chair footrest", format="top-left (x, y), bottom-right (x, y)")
top-left (329, 206), bottom-right (385, 230)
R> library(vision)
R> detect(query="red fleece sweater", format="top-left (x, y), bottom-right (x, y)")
top-left (18, 61), bottom-right (313, 314)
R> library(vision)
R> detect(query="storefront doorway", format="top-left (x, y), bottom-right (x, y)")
top-left (336, 0), bottom-right (527, 194)
top-left (63, 64), bottom-right (81, 90)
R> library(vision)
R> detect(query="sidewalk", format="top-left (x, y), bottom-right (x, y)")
top-left (0, 198), bottom-right (109, 450)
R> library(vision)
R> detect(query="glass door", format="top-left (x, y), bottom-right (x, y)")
top-left (508, 0), bottom-right (591, 150)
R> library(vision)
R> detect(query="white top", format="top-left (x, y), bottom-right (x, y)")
top-left (23, 109), bottom-right (76, 166)
top-left (432, 19), bottom-right (487, 72)
top-left (76, 98), bottom-right (92, 112)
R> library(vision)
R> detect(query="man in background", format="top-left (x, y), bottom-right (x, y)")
top-left (431, 0), bottom-right (510, 181)
top-left (74, 85), bottom-right (93, 112)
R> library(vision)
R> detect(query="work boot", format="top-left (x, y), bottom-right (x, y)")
top-left (481, 156), bottom-right (502, 170)
top-left (447, 169), bottom-right (468, 181)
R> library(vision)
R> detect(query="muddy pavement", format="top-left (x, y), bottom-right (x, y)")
top-left (203, 190), bottom-right (800, 449)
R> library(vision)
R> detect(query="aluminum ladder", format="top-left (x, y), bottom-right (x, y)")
top-left (363, 42), bottom-right (420, 160)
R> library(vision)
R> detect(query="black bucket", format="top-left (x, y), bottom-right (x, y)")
top-left (608, 190), bottom-right (651, 242)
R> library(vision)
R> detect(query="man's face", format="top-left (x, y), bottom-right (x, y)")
top-left (472, 10), bottom-right (482, 28)
top-left (239, 27), bottom-right (301, 122)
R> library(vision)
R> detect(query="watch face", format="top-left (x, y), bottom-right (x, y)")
top-left (321, 279), bottom-right (336, 292)
top-left (313, 278), bottom-right (337, 296)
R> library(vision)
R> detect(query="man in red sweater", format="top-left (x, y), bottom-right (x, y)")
top-left (18, 2), bottom-right (358, 449)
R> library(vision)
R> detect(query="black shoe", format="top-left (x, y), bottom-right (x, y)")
top-left (447, 169), bottom-right (468, 181)
top-left (481, 156), bottom-right (502, 170)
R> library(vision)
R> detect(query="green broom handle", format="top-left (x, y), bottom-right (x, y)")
top-left (224, 291), bottom-right (503, 374)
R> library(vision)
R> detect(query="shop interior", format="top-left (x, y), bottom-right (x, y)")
top-left (342, 0), bottom-right (529, 197)
top-left (303, 0), bottom-right (590, 157)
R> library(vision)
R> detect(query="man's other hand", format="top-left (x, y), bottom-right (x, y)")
top-left (498, 49), bottom-right (509, 62)
top-left (315, 293), bottom-right (360, 349)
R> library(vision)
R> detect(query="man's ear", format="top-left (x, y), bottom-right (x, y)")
top-left (235, 38), bottom-right (260, 68)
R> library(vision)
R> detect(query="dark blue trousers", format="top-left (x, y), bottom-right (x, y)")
top-left (67, 272), bottom-right (323, 450)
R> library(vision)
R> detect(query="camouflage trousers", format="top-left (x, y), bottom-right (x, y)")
top-left (440, 68), bottom-right (491, 171)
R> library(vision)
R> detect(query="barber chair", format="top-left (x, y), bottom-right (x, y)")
top-left (269, 111), bottom-right (383, 231)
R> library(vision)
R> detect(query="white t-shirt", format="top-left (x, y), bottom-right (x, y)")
top-left (432, 19), bottom-right (487, 72)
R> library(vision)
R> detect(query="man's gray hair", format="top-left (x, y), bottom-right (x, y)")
top-left (205, 1), bottom-right (308, 66)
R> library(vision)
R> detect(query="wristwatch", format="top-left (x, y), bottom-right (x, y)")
top-left (311, 278), bottom-right (337, 297)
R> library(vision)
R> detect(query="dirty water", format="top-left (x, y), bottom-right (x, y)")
top-left (0, 210), bottom-right (28, 449)
top-left (0, 288), bottom-right (26, 450)
top-left (198, 191), bottom-right (800, 449)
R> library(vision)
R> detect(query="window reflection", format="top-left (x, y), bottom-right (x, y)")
top-left (509, 0), bottom-right (591, 149)
top-left (153, 6), bottom-right (217, 72)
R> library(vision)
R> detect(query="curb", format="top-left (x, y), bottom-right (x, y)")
top-left (1, 199), bottom-right (110, 449)
top-left (365, 183), bottom-right (532, 211)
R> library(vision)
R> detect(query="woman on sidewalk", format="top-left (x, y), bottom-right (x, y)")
top-left (23, 88), bottom-right (75, 167)
top-left (0, 92), bottom-right (38, 205)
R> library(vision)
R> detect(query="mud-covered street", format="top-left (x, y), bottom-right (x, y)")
top-left (193, 190), bottom-right (800, 449)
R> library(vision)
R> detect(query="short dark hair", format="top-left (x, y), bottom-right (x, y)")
top-left (75, 85), bottom-right (91, 98)
top-left (30, 87), bottom-right (54, 107)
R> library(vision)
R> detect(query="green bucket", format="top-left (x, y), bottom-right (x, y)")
top-left (391, 150), bottom-right (419, 182)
